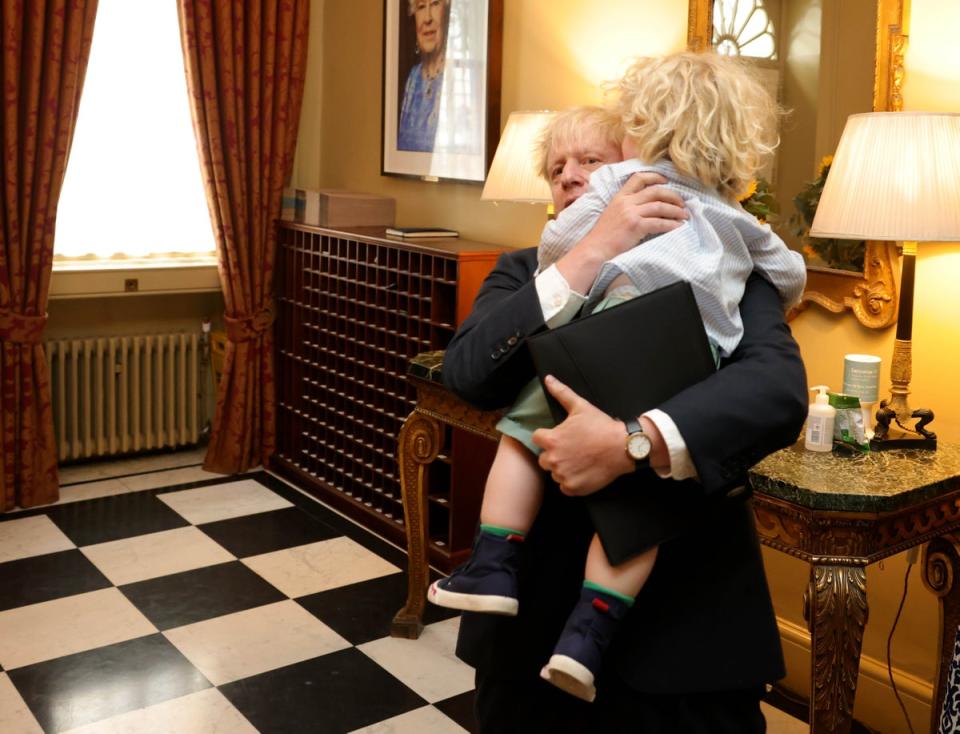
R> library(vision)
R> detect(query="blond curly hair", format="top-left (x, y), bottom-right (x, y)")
top-left (614, 52), bottom-right (783, 199)
top-left (534, 106), bottom-right (624, 181)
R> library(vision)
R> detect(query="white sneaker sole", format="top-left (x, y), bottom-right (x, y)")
top-left (540, 654), bottom-right (597, 702)
top-left (427, 580), bottom-right (518, 616)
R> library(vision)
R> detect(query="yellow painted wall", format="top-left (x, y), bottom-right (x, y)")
top-left (293, 1), bottom-right (960, 730)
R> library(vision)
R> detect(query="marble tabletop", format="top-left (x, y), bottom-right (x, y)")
top-left (749, 440), bottom-right (960, 512)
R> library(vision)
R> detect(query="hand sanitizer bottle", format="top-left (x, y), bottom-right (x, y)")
top-left (805, 386), bottom-right (836, 452)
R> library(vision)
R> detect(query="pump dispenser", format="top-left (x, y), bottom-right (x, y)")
top-left (805, 386), bottom-right (836, 452)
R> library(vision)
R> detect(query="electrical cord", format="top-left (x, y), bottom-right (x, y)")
top-left (887, 561), bottom-right (916, 734)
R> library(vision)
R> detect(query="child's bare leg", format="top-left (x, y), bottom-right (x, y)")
top-left (427, 435), bottom-right (540, 616)
top-left (584, 534), bottom-right (657, 600)
top-left (479, 434), bottom-right (544, 535)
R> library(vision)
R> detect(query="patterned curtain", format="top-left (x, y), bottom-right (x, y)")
top-left (0, 0), bottom-right (99, 510)
top-left (177, 0), bottom-right (309, 474)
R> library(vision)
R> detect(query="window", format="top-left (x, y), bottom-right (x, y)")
top-left (55, 1), bottom-right (215, 262)
top-left (712, 0), bottom-right (777, 60)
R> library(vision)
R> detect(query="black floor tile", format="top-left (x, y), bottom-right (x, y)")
top-left (119, 561), bottom-right (287, 630)
top-left (0, 550), bottom-right (112, 612)
top-left (435, 689), bottom-right (479, 733)
top-left (297, 572), bottom-right (459, 645)
top-left (8, 634), bottom-right (210, 733)
top-left (197, 506), bottom-right (340, 558)
top-left (45, 492), bottom-right (189, 547)
top-left (248, 472), bottom-right (409, 568)
top-left (219, 647), bottom-right (426, 733)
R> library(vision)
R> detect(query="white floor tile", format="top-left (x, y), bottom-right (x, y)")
top-left (0, 588), bottom-right (155, 670)
top-left (358, 617), bottom-right (472, 704)
top-left (0, 673), bottom-right (43, 734)
top-left (156, 478), bottom-right (291, 524)
top-left (763, 702), bottom-right (808, 733)
top-left (81, 527), bottom-right (235, 586)
top-left (58, 447), bottom-right (208, 487)
top-left (61, 688), bottom-right (257, 734)
top-left (57, 479), bottom-right (141, 505)
top-left (0, 515), bottom-right (75, 563)
top-left (164, 600), bottom-right (351, 686)
top-left (122, 466), bottom-right (222, 493)
top-left (348, 705), bottom-right (469, 734)
top-left (242, 536), bottom-right (400, 598)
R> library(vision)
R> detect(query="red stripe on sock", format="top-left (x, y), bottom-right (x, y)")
top-left (592, 598), bottom-right (610, 613)
top-left (506, 534), bottom-right (525, 543)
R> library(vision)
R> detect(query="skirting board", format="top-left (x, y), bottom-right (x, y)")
top-left (778, 616), bottom-right (935, 732)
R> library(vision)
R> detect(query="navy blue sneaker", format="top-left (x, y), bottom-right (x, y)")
top-left (427, 530), bottom-right (524, 615)
top-left (540, 586), bottom-right (631, 702)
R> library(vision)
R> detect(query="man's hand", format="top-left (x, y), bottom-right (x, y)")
top-left (532, 376), bottom-right (636, 496)
top-left (556, 172), bottom-right (688, 294)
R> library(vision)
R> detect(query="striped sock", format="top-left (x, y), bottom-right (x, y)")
top-left (583, 580), bottom-right (635, 607)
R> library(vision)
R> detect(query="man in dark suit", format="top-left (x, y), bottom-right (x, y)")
top-left (442, 107), bottom-right (808, 732)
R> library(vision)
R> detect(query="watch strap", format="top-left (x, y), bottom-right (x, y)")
top-left (625, 417), bottom-right (642, 435)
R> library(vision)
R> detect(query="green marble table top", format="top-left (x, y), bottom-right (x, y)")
top-left (749, 440), bottom-right (960, 513)
top-left (408, 351), bottom-right (446, 384)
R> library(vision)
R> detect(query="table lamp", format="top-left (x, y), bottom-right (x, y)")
top-left (810, 111), bottom-right (960, 450)
top-left (481, 110), bottom-right (555, 213)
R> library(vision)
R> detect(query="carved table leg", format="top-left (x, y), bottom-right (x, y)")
top-left (804, 564), bottom-right (868, 733)
top-left (390, 410), bottom-right (442, 639)
top-left (922, 533), bottom-right (960, 732)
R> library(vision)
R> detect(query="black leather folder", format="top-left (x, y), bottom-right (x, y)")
top-left (525, 281), bottom-right (716, 564)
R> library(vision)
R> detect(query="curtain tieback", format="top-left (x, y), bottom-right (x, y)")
top-left (0, 310), bottom-right (49, 344)
top-left (224, 304), bottom-right (276, 343)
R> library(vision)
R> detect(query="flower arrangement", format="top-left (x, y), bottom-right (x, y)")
top-left (791, 155), bottom-right (865, 272)
top-left (738, 177), bottom-right (778, 225)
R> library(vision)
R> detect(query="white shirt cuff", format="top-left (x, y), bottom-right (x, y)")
top-left (642, 408), bottom-right (698, 481)
top-left (535, 264), bottom-right (586, 328)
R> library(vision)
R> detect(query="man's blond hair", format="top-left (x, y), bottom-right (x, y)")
top-left (534, 106), bottom-right (624, 181)
top-left (615, 52), bottom-right (783, 199)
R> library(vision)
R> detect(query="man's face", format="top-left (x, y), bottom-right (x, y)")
top-left (546, 131), bottom-right (622, 212)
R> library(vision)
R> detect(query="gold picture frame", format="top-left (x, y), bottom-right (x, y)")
top-left (687, 0), bottom-right (909, 329)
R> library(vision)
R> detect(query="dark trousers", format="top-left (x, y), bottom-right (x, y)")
top-left (474, 668), bottom-right (767, 734)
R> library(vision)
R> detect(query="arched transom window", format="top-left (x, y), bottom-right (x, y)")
top-left (712, 0), bottom-right (778, 60)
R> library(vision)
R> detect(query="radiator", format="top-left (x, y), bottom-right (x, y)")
top-left (45, 333), bottom-right (201, 462)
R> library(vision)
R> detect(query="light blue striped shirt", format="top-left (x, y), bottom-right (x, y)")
top-left (538, 159), bottom-right (807, 357)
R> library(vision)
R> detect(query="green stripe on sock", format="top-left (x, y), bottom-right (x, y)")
top-left (480, 524), bottom-right (526, 538)
top-left (583, 580), bottom-right (635, 607)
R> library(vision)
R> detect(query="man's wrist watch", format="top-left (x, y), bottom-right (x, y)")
top-left (625, 417), bottom-right (652, 467)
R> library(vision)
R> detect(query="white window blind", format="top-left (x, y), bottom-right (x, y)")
top-left (55, 0), bottom-right (216, 261)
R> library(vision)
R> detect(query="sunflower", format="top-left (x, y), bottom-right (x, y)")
top-left (738, 179), bottom-right (758, 203)
top-left (737, 177), bottom-right (778, 224)
top-left (790, 154), bottom-right (864, 272)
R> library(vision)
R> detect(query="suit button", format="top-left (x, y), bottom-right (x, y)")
top-left (491, 351), bottom-right (502, 360)
top-left (506, 336), bottom-right (518, 346)
top-left (726, 485), bottom-right (747, 499)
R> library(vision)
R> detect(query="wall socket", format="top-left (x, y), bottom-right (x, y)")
top-left (124, 279), bottom-right (139, 292)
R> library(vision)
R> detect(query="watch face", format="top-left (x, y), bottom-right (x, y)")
top-left (627, 432), bottom-right (652, 461)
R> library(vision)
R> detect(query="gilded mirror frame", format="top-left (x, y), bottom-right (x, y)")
top-left (688, 0), bottom-right (909, 329)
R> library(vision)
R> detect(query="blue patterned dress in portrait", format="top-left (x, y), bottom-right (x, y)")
top-left (398, 62), bottom-right (443, 152)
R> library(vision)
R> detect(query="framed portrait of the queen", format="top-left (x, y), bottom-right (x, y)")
top-left (381, 0), bottom-right (502, 183)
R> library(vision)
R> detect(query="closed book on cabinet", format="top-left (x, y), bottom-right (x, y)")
top-left (526, 281), bottom-right (716, 565)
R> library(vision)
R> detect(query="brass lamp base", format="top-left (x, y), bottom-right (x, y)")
top-left (871, 400), bottom-right (937, 451)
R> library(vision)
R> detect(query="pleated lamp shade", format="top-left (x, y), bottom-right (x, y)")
top-left (810, 112), bottom-right (960, 242)
top-left (481, 111), bottom-right (555, 203)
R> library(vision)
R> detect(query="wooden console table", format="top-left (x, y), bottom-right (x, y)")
top-left (391, 352), bottom-right (960, 734)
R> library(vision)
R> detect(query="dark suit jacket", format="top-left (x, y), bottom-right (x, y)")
top-left (444, 247), bottom-right (808, 694)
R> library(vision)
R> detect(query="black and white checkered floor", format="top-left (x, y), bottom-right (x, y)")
top-left (0, 453), bottom-right (810, 733)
